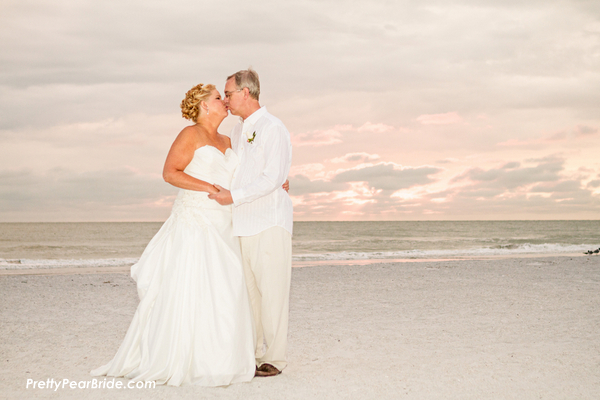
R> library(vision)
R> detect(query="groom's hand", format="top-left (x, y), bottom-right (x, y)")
top-left (208, 185), bottom-right (234, 205)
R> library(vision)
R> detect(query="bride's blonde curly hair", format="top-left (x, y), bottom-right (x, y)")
top-left (180, 83), bottom-right (215, 122)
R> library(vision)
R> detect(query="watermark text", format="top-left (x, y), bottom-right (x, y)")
top-left (26, 378), bottom-right (155, 390)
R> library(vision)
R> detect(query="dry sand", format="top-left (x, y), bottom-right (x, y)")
top-left (1, 256), bottom-right (599, 399)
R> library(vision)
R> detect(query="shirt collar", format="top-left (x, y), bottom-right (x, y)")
top-left (243, 106), bottom-right (267, 126)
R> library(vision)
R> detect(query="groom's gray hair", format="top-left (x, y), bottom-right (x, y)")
top-left (227, 68), bottom-right (260, 101)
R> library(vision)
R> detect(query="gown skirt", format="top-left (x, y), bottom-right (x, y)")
top-left (91, 147), bottom-right (255, 387)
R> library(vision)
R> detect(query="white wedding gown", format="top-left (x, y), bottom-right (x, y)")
top-left (91, 145), bottom-right (255, 386)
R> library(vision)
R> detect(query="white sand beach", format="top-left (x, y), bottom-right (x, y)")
top-left (1, 256), bottom-right (599, 399)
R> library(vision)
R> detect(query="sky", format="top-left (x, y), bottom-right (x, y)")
top-left (1, 0), bottom-right (600, 222)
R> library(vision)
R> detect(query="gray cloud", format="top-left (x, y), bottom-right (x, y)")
top-left (288, 175), bottom-right (343, 196)
top-left (575, 125), bottom-right (599, 137)
top-left (434, 157), bottom-right (600, 216)
top-left (290, 154), bottom-right (600, 220)
top-left (290, 162), bottom-right (442, 196)
top-left (453, 157), bottom-right (564, 189)
top-left (2, 0), bottom-right (600, 220)
top-left (587, 180), bottom-right (600, 189)
top-left (501, 162), bottom-right (521, 169)
top-left (530, 180), bottom-right (582, 193)
top-left (0, 168), bottom-right (176, 221)
top-left (332, 163), bottom-right (442, 191)
top-left (2, 0), bottom-right (599, 137)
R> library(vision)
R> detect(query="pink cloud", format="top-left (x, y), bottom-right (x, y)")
top-left (416, 112), bottom-right (463, 125)
top-left (330, 152), bottom-right (381, 164)
top-left (357, 122), bottom-right (394, 133)
top-left (498, 125), bottom-right (599, 148)
top-left (289, 163), bottom-right (326, 178)
top-left (332, 124), bottom-right (353, 131)
top-left (291, 129), bottom-right (343, 146)
top-left (291, 123), bottom-right (397, 148)
top-left (496, 138), bottom-right (542, 147)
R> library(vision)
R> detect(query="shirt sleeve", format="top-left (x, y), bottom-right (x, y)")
top-left (230, 123), bottom-right (291, 206)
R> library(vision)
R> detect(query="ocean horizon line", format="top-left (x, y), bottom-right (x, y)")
top-left (2, 219), bottom-right (600, 224)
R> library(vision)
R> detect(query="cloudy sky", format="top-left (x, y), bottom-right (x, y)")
top-left (1, 0), bottom-right (600, 221)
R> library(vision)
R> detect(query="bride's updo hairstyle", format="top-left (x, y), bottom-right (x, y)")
top-left (180, 83), bottom-right (216, 122)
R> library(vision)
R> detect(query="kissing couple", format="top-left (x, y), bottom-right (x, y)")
top-left (91, 68), bottom-right (293, 386)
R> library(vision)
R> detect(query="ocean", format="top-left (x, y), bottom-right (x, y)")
top-left (0, 221), bottom-right (598, 270)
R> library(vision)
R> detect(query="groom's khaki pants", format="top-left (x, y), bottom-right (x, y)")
top-left (239, 226), bottom-right (292, 371)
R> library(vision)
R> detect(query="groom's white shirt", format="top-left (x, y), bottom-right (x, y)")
top-left (230, 106), bottom-right (293, 237)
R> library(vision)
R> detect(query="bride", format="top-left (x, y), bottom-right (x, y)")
top-left (91, 83), bottom-right (255, 386)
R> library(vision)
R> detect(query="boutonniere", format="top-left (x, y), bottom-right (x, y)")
top-left (245, 131), bottom-right (256, 144)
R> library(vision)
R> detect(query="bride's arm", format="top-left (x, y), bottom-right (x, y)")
top-left (162, 127), bottom-right (218, 194)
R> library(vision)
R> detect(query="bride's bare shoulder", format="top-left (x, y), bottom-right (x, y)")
top-left (176, 125), bottom-right (202, 143)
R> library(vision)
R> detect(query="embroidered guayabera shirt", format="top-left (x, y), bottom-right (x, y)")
top-left (230, 106), bottom-right (293, 237)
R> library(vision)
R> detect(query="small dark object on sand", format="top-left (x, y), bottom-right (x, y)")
top-left (584, 248), bottom-right (600, 255)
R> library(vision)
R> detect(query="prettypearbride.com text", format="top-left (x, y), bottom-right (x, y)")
top-left (26, 378), bottom-right (155, 390)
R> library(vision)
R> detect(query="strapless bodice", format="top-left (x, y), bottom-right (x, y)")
top-left (184, 145), bottom-right (238, 188)
top-left (173, 145), bottom-right (239, 211)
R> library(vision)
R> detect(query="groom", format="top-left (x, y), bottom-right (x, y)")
top-left (209, 68), bottom-right (293, 377)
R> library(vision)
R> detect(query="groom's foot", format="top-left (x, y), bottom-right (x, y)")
top-left (255, 363), bottom-right (281, 377)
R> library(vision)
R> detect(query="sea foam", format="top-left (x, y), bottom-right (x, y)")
top-left (291, 243), bottom-right (593, 261)
top-left (0, 258), bottom-right (138, 270)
